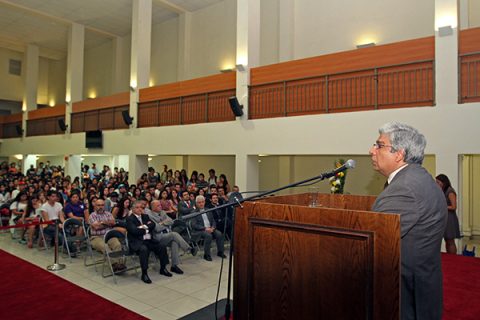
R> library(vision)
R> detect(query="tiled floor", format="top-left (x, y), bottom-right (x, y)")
top-left (0, 232), bottom-right (232, 319)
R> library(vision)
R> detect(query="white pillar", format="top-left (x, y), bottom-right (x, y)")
top-left (235, 154), bottom-right (259, 193)
top-left (129, 155), bottom-right (148, 185)
top-left (66, 23), bottom-right (85, 132)
top-left (177, 12), bottom-right (192, 81)
top-left (236, 0), bottom-right (261, 118)
top-left (64, 155), bottom-right (82, 180)
top-left (113, 155), bottom-right (130, 171)
top-left (279, 0), bottom-right (294, 62)
top-left (23, 44), bottom-right (39, 112)
top-left (130, 0), bottom-right (152, 128)
top-left (23, 155), bottom-right (37, 175)
top-left (434, 0), bottom-right (458, 106)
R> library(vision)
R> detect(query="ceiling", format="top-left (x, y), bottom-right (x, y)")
top-left (0, 0), bottom-right (224, 60)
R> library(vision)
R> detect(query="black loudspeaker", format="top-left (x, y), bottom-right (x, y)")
top-left (121, 110), bottom-right (134, 125)
top-left (15, 124), bottom-right (23, 136)
top-left (228, 96), bottom-right (244, 117)
top-left (58, 119), bottom-right (68, 131)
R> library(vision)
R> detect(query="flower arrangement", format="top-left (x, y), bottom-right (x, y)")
top-left (329, 159), bottom-right (348, 194)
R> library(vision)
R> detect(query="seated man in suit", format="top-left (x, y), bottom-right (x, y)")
top-left (190, 195), bottom-right (226, 261)
top-left (147, 200), bottom-right (195, 274)
top-left (126, 200), bottom-right (172, 284)
top-left (177, 190), bottom-right (195, 218)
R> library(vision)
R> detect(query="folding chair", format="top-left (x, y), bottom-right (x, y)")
top-left (83, 226), bottom-right (104, 272)
top-left (61, 218), bottom-right (87, 262)
top-left (172, 219), bottom-right (200, 255)
top-left (102, 229), bottom-right (139, 284)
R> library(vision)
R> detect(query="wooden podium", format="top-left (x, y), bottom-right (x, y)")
top-left (233, 193), bottom-right (400, 320)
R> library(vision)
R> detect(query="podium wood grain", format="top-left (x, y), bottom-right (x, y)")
top-left (233, 193), bottom-right (400, 320)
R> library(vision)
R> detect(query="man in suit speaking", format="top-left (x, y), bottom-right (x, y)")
top-left (370, 122), bottom-right (447, 320)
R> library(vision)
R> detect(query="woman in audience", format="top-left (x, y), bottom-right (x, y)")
top-left (64, 192), bottom-right (88, 235)
top-left (0, 183), bottom-right (11, 207)
top-left (436, 174), bottom-right (461, 254)
top-left (21, 194), bottom-right (40, 248)
top-left (159, 189), bottom-right (176, 219)
top-left (113, 197), bottom-right (131, 220)
top-left (217, 174), bottom-right (231, 193)
top-left (180, 169), bottom-right (188, 188)
top-left (9, 191), bottom-right (29, 239)
top-left (170, 189), bottom-right (180, 212)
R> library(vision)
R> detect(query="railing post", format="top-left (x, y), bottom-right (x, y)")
top-left (432, 60), bottom-right (436, 106)
top-left (374, 67), bottom-right (378, 110)
top-left (283, 81), bottom-right (287, 116)
top-left (179, 96), bottom-right (183, 125)
top-left (205, 93), bottom-right (209, 122)
top-left (325, 75), bottom-right (329, 113)
top-left (156, 100), bottom-right (160, 126)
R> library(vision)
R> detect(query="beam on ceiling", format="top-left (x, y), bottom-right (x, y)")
top-left (154, 0), bottom-right (187, 14)
top-left (0, 0), bottom-right (119, 38)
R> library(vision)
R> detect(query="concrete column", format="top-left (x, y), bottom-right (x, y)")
top-left (279, 0), bottom-right (294, 62)
top-left (434, 0), bottom-right (458, 106)
top-left (177, 12), bottom-right (192, 81)
top-left (113, 155), bottom-right (130, 171)
top-left (235, 154), bottom-right (259, 193)
top-left (23, 154), bottom-right (37, 175)
top-left (236, 0), bottom-right (261, 118)
top-left (129, 154), bottom-right (148, 185)
top-left (64, 155), bottom-right (82, 180)
top-left (130, 0), bottom-right (152, 128)
top-left (23, 44), bottom-right (39, 112)
top-left (66, 23), bottom-right (85, 132)
top-left (175, 156), bottom-right (189, 172)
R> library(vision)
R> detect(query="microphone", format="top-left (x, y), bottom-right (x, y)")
top-left (325, 159), bottom-right (356, 179)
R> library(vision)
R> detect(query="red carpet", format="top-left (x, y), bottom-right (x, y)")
top-left (443, 253), bottom-right (480, 320)
top-left (0, 249), bottom-right (146, 320)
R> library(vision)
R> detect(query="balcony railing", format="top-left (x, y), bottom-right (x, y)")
top-left (249, 60), bottom-right (434, 119)
top-left (1, 122), bottom-right (22, 138)
top-left (27, 116), bottom-right (65, 136)
top-left (71, 105), bottom-right (129, 133)
top-left (459, 52), bottom-right (480, 103)
top-left (138, 89), bottom-right (236, 127)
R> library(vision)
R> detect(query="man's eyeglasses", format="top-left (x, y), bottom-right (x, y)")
top-left (372, 143), bottom-right (395, 150)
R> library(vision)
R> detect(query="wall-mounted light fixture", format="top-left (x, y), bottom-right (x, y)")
top-left (438, 25), bottom-right (453, 37)
top-left (129, 86), bottom-right (136, 92)
top-left (220, 68), bottom-right (234, 73)
top-left (356, 42), bottom-right (376, 49)
top-left (235, 64), bottom-right (246, 72)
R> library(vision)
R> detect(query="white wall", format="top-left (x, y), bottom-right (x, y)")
top-left (188, 0), bottom-right (237, 78)
top-left (47, 58), bottom-right (67, 107)
top-left (151, 18), bottom-right (179, 85)
top-left (260, 0), bottom-right (279, 66)
top-left (469, 0), bottom-right (480, 27)
top-left (38, 57), bottom-right (50, 105)
top-left (293, 0), bottom-right (435, 59)
top-left (0, 47), bottom-right (24, 102)
top-left (84, 40), bottom-right (113, 99)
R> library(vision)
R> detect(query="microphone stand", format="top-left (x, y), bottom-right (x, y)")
top-left (180, 164), bottom-right (351, 320)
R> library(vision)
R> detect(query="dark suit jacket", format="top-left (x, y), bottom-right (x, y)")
top-left (372, 163), bottom-right (447, 320)
top-left (191, 209), bottom-right (216, 232)
top-left (177, 200), bottom-right (195, 218)
top-left (126, 213), bottom-right (156, 252)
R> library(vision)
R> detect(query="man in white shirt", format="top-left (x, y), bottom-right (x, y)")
top-left (41, 190), bottom-right (77, 257)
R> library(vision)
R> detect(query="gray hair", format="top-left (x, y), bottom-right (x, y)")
top-left (195, 195), bottom-right (205, 203)
top-left (379, 122), bottom-right (426, 164)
